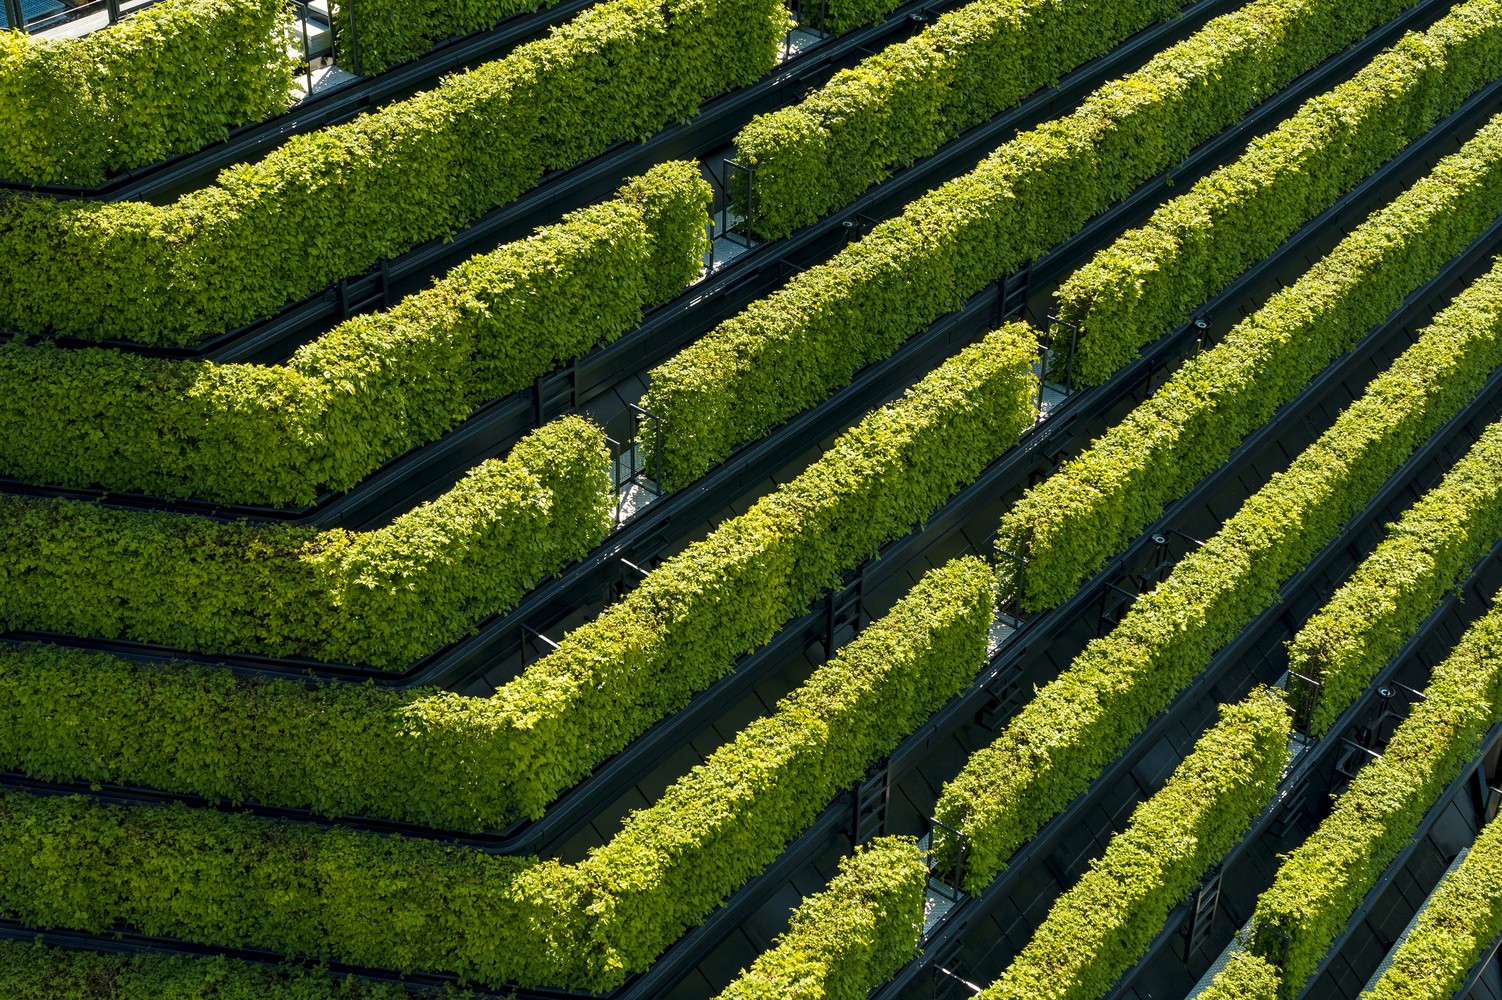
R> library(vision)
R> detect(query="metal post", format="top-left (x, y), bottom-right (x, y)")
top-left (106, 0), bottom-right (121, 24)
top-left (3, 0), bottom-right (24, 31)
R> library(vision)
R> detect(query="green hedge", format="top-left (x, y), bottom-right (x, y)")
top-left (332, 0), bottom-right (547, 75)
top-left (0, 416), bottom-right (614, 670)
top-left (1360, 814), bottom-right (1502, 1000)
top-left (0, 0), bottom-right (785, 345)
top-left (642, 0), bottom-right (1411, 487)
top-left (559, 555), bottom-right (995, 980)
top-left (486, 326), bottom-right (1035, 821)
top-left (0, 0), bottom-right (294, 186)
top-left (1246, 597), bottom-right (1502, 997)
top-left (735, 0), bottom-right (1182, 239)
top-left (933, 242), bottom-right (1502, 892)
top-left (979, 691), bottom-right (1289, 1000)
top-left (0, 939), bottom-right (466, 999)
top-left (0, 331), bottom-right (1027, 831)
top-left (1057, 0), bottom-right (1502, 386)
top-left (1198, 953), bottom-right (1284, 1000)
top-left (995, 112), bottom-right (1502, 613)
top-left (0, 162), bottom-right (709, 507)
top-left (714, 837), bottom-right (928, 1000)
top-left (1290, 417), bottom-right (1502, 736)
top-left (0, 559), bottom-right (992, 989)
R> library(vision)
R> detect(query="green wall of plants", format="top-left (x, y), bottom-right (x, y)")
top-left (643, 0), bottom-right (1411, 487)
top-left (714, 837), bottom-right (929, 1000)
top-left (936, 241), bottom-right (1502, 891)
top-left (735, 0), bottom-right (1182, 238)
top-left (979, 691), bottom-right (1289, 1000)
top-left (1247, 594), bottom-right (1502, 997)
top-left (1057, 0), bottom-right (1502, 385)
top-left (0, 0), bottom-right (785, 343)
top-left (995, 114), bottom-right (1502, 612)
top-left (1361, 812), bottom-right (1502, 1000)
top-left (0, 557), bottom-right (994, 990)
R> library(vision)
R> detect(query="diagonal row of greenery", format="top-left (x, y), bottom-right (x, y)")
top-left (0, 556), bottom-right (994, 991)
top-left (1361, 811), bottom-right (1502, 1000)
top-left (0, 417), bottom-right (614, 669)
top-left (977, 690), bottom-right (1289, 1000)
top-left (0, 0), bottom-right (295, 186)
top-left (995, 110), bottom-right (1502, 612)
top-left (642, 0), bottom-right (1417, 486)
top-left (0, 942), bottom-right (453, 999)
top-left (712, 836), bottom-right (929, 1000)
top-left (0, 0), bottom-right (786, 344)
top-left (734, 0), bottom-right (1184, 238)
top-left (692, 112), bottom-right (1502, 1000)
top-left (935, 236), bottom-right (1502, 892)
top-left (639, 0), bottom-right (1415, 488)
top-left (332, 0), bottom-right (553, 75)
top-left (0, 162), bottom-right (709, 507)
top-left (1197, 953), bottom-right (1283, 1000)
top-left (1197, 589), bottom-right (1502, 998)
top-left (0, 329), bottom-right (1033, 830)
top-left (1290, 418), bottom-right (1502, 736)
top-left (1056, 0), bottom-right (1502, 385)
top-left (0, 938), bottom-right (467, 999)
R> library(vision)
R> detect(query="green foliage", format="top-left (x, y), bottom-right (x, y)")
top-left (333, 0), bottom-right (548, 74)
top-left (0, 329), bottom-right (1032, 831)
top-left (569, 557), bottom-right (994, 979)
top-left (1058, 0), bottom-right (1502, 385)
top-left (644, 0), bottom-right (1411, 486)
top-left (0, 163), bottom-right (709, 507)
top-left (0, 0), bottom-right (294, 186)
top-left (1246, 598), bottom-right (1502, 997)
top-left (0, 0), bottom-right (785, 344)
top-left (1291, 418), bottom-right (1502, 734)
top-left (979, 691), bottom-right (1290, 1000)
top-left (818, 0), bottom-right (906, 33)
top-left (0, 939), bottom-right (468, 999)
top-left (488, 326), bottom-right (1036, 820)
top-left (0, 505), bottom-right (998, 837)
top-left (714, 837), bottom-right (929, 1000)
top-left (0, 339), bottom-right (1024, 833)
top-left (0, 790), bottom-right (571, 987)
top-left (996, 113), bottom-right (1502, 612)
top-left (1360, 813), bottom-right (1502, 1000)
top-left (1199, 952), bottom-right (1285, 1000)
top-left (935, 232), bottom-right (1502, 892)
top-left (0, 559), bottom-right (992, 990)
top-left (737, 0), bottom-right (1182, 238)
top-left (0, 417), bottom-right (614, 669)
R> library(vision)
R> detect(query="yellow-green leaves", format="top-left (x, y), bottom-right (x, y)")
top-left (0, 0), bottom-right (294, 185)
top-left (0, 416), bottom-right (613, 669)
